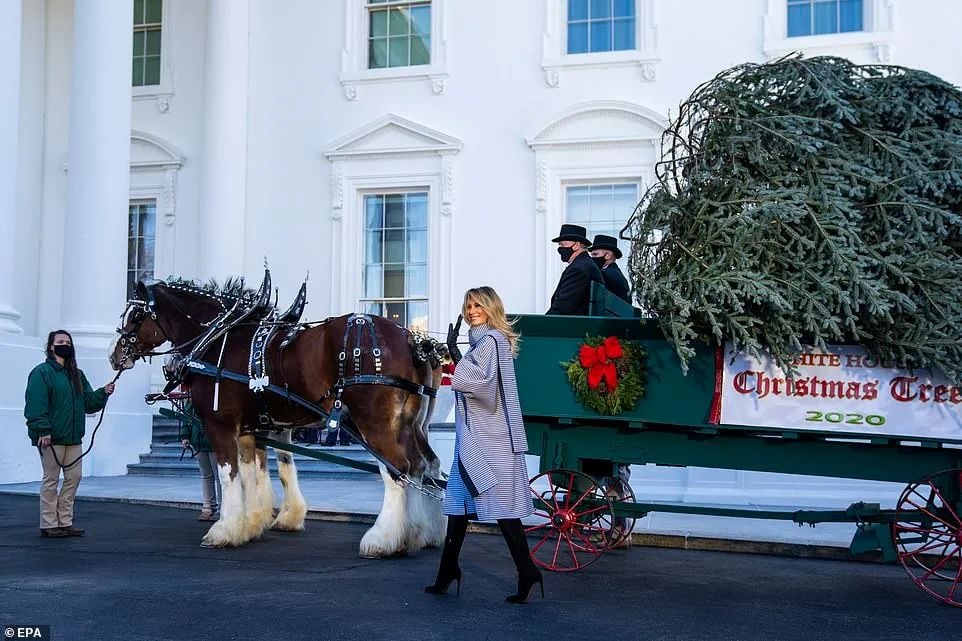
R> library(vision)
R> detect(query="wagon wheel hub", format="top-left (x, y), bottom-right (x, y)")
top-left (551, 510), bottom-right (574, 531)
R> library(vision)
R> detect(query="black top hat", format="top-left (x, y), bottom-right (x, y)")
top-left (590, 234), bottom-right (623, 259)
top-left (552, 224), bottom-right (591, 245)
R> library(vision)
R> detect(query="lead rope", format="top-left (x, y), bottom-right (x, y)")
top-left (43, 368), bottom-right (125, 470)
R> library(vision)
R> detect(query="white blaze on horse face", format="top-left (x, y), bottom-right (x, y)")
top-left (201, 463), bottom-right (248, 547)
top-left (359, 465), bottom-right (409, 558)
top-left (107, 334), bottom-right (120, 371)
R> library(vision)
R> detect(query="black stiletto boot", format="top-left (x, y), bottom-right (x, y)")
top-left (499, 518), bottom-right (544, 604)
top-left (425, 515), bottom-right (468, 596)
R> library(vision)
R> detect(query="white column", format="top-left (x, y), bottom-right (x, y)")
top-left (62, 0), bottom-right (134, 346)
top-left (198, 0), bottom-right (249, 279)
top-left (0, 0), bottom-right (24, 333)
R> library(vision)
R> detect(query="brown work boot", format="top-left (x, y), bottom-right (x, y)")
top-left (61, 525), bottom-right (85, 537)
top-left (198, 510), bottom-right (216, 522)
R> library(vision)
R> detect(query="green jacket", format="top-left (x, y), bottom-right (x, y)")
top-left (24, 358), bottom-right (108, 446)
top-left (177, 403), bottom-right (212, 452)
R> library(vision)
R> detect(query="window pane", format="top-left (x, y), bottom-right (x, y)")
top-left (139, 204), bottom-right (156, 238)
top-left (138, 237), bottom-right (155, 272)
top-left (408, 300), bottom-right (428, 332)
top-left (364, 301), bottom-right (382, 316)
top-left (787, 3), bottom-right (811, 37)
top-left (365, 195), bottom-right (383, 229)
top-left (613, 18), bottom-right (634, 50)
top-left (384, 229), bottom-right (404, 263)
top-left (384, 301), bottom-right (405, 326)
top-left (406, 265), bottom-right (427, 297)
top-left (364, 265), bottom-right (383, 298)
top-left (613, 0), bottom-right (634, 18)
top-left (590, 0), bottom-right (611, 19)
top-left (132, 58), bottom-right (144, 86)
top-left (369, 38), bottom-right (388, 68)
top-left (144, 56), bottom-right (161, 85)
top-left (128, 239), bottom-right (138, 269)
top-left (613, 184), bottom-right (639, 216)
top-left (134, 0), bottom-right (145, 25)
top-left (365, 230), bottom-right (383, 264)
top-left (133, 31), bottom-right (145, 56)
top-left (145, 29), bottom-right (161, 55)
top-left (411, 5), bottom-right (430, 35)
top-left (370, 9), bottom-right (388, 37)
top-left (567, 22), bottom-right (589, 54)
top-left (406, 229), bottom-right (427, 262)
top-left (388, 7), bottom-right (410, 36)
top-left (384, 194), bottom-right (405, 227)
top-left (813, 1), bottom-right (837, 34)
top-left (590, 186), bottom-right (615, 219)
top-left (145, 0), bottom-right (162, 24)
top-left (406, 193), bottom-right (427, 228)
top-left (383, 265), bottom-right (405, 297)
top-left (410, 35), bottom-right (430, 65)
top-left (839, 0), bottom-right (863, 32)
top-left (388, 36), bottom-right (409, 66)
top-left (589, 20), bottom-right (612, 52)
top-left (566, 187), bottom-right (589, 223)
top-left (568, 0), bottom-right (588, 21)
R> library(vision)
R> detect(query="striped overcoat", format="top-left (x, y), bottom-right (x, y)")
top-left (442, 324), bottom-right (533, 521)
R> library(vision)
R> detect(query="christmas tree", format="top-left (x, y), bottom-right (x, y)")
top-left (625, 55), bottom-right (962, 381)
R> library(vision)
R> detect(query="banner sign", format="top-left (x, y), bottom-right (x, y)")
top-left (717, 343), bottom-right (962, 441)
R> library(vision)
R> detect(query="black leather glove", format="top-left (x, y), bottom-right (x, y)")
top-left (446, 315), bottom-right (463, 365)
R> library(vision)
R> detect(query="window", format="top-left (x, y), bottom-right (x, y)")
top-left (133, 0), bottom-right (162, 86)
top-left (787, 0), bottom-right (862, 37)
top-left (367, 0), bottom-right (431, 69)
top-left (567, 0), bottom-right (635, 54)
top-left (360, 192), bottom-right (429, 331)
top-left (127, 200), bottom-right (157, 300)
top-left (566, 184), bottom-right (638, 259)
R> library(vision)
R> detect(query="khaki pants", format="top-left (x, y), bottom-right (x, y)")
top-left (39, 444), bottom-right (82, 530)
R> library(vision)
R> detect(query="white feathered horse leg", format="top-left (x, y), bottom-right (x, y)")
top-left (271, 429), bottom-right (307, 531)
top-left (201, 449), bottom-right (248, 547)
top-left (358, 464), bottom-right (409, 558)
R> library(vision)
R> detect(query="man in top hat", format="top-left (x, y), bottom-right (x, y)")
top-left (547, 224), bottom-right (604, 316)
top-left (589, 234), bottom-right (631, 304)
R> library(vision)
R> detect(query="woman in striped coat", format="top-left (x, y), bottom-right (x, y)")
top-left (425, 286), bottom-right (543, 603)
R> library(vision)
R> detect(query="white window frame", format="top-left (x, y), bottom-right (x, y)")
top-left (339, 0), bottom-right (449, 100)
top-left (359, 189), bottom-right (431, 331)
top-left (541, 0), bottom-right (659, 88)
top-left (132, 0), bottom-right (174, 113)
top-left (564, 181), bottom-right (640, 259)
top-left (324, 115), bottom-right (461, 334)
top-left (763, 0), bottom-right (896, 62)
top-left (526, 101), bottom-right (664, 310)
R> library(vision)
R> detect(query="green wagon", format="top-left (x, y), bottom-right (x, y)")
top-left (513, 289), bottom-right (962, 608)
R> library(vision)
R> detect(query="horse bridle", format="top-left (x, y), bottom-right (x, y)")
top-left (116, 285), bottom-right (223, 363)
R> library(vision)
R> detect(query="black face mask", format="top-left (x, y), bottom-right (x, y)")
top-left (53, 344), bottom-right (75, 360)
top-left (558, 246), bottom-right (575, 263)
top-left (592, 256), bottom-right (607, 269)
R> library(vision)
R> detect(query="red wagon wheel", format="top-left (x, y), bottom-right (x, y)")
top-left (525, 469), bottom-right (614, 572)
top-left (892, 468), bottom-right (962, 608)
top-left (599, 477), bottom-right (636, 551)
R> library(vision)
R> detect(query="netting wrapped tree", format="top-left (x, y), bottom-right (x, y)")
top-left (624, 55), bottom-right (962, 381)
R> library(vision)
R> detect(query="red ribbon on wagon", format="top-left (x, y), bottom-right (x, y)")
top-left (578, 336), bottom-right (622, 391)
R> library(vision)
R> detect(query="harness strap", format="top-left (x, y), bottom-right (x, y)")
top-left (340, 374), bottom-right (437, 399)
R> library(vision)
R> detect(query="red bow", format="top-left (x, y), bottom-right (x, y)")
top-left (578, 336), bottom-right (623, 391)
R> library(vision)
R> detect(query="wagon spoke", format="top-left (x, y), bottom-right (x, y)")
top-left (570, 526), bottom-right (604, 554)
top-left (563, 533), bottom-right (583, 570)
top-left (900, 536), bottom-right (955, 560)
top-left (920, 544), bottom-right (961, 583)
top-left (567, 484), bottom-right (600, 513)
top-left (924, 481), bottom-right (962, 527)
top-left (903, 496), bottom-right (958, 531)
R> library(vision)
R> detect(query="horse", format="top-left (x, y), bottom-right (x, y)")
top-left (109, 277), bottom-right (447, 556)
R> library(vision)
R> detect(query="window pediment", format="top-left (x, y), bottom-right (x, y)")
top-left (325, 114), bottom-right (462, 160)
top-left (527, 101), bottom-right (666, 151)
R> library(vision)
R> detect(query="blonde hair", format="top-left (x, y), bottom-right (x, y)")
top-left (462, 286), bottom-right (520, 355)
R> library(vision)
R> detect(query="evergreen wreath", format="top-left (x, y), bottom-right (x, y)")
top-left (563, 335), bottom-right (646, 416)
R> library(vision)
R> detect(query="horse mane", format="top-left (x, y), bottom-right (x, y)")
top-left (164, 276), bottom-right (258, 303)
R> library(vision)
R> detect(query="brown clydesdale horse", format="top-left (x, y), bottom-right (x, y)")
top-left (109, 278), bottom-right (446, 554)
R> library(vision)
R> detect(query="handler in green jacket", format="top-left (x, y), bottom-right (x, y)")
top-left (25, 330), bottom-right (116, 538)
